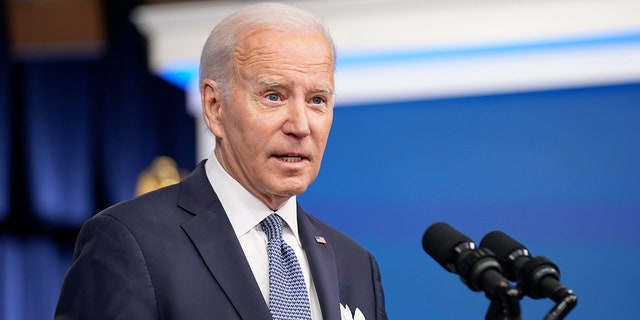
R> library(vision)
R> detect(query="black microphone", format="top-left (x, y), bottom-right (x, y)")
top-left (480, 231), bottom-right (578, 319)
top-left (422, 222), bottom-right (517, 300)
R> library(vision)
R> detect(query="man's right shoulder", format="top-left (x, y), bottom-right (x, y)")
top-left (94, 183), bottom-right (183, 224)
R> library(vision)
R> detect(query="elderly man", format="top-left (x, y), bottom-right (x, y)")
top-left (55, 2), bottom-right (387, 320)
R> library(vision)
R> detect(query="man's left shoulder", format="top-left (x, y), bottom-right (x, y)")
top-left (300, 210), bottom-right (370, 254)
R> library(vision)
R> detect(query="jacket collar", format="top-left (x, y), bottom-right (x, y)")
top-left (298, 206), bottom-right (341, 320)
top-left (177, 161), bottom-right (341, 320)
top-left (178, 161), bottom-right (271, 320)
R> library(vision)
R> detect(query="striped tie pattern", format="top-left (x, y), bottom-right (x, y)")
top-left (261, 214), bottom-right (312, 320)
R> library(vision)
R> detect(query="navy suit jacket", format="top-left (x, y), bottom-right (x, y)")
top-left (55, 161), bottom-right (387, 320)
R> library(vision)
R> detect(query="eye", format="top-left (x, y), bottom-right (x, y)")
top-left (310, 96), bottom-right (325, 105)
top-left (266, 93), bottom-right (281, 102)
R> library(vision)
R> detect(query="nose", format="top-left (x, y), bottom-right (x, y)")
top-left (282, 99), bottom-right (311, 137)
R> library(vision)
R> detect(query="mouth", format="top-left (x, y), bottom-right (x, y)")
top-left (276, 154), bottom-right (308, 163)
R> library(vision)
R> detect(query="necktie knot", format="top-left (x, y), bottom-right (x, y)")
top-left (261, 214), bottom-right (283, 241)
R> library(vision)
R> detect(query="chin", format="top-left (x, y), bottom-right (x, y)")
top-left (276, 182), bottom-right (310, 197)
top-left (282, 186), bottom-right (308, 196)
top-left (267, 173), bottom-right (316, 196)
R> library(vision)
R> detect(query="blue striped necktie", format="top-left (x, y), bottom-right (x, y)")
top-left (261, 214), bottom-right (312, 320)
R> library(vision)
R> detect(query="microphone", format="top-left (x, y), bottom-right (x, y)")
top-left (480, 231), bottom-right (578, 319)
top-left (422, 222), bottom-right (518, 299)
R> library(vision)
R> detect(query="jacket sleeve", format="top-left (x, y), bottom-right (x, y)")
top-left (369, 252), bottom-right (388, 320)
top-left (55, 214), bottom-right (158, 320)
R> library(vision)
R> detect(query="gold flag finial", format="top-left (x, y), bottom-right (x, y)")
top-left (135, 156), bottom-right (186, 196)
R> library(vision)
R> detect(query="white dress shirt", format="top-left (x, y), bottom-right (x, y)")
top-left (204, 151), bottom-right (323, 319)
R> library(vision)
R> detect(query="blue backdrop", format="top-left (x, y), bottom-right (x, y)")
top-left (0, 1), bottom-right (195, 319)
top-left (301, 83), bottom-right (640, 319)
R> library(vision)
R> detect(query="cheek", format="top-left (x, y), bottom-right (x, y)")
top-left (313, 117), bottom-right (333, 144)
top-left (235, 122), bottom-right (272, 158)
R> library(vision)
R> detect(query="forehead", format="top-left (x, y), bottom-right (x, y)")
top-left (233, 28), bottom-right (335, 77)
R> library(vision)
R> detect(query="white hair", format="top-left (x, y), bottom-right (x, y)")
top-left (198, 2), bottom-right (336, 96)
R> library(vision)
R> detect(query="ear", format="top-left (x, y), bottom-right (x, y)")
top-left (201, 79), bottom-right (225, 138)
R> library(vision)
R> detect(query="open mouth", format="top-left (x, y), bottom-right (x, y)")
top-left (278, 155), bottom-right (305, 163)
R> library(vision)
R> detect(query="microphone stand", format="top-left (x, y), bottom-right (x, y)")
top-left (484, 283), bottom-right (577, 320)
top-left (485, 283), bottom-right (523, 320)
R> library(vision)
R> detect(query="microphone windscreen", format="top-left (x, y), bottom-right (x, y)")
top-left (422, 222), bottom-right (472, 270)
top-left (480, 230), bottom-right (527, 261)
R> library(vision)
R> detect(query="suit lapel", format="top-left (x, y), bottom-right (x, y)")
top-left (177, 162), bottom-right (270, 320)
top-left (298, 208), bottom-right (341, 320)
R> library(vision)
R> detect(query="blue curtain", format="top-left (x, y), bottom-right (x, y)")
top-left (0, 1), bottom-right (195, 319)
top-left (1, 3), bottom-right (10, 222)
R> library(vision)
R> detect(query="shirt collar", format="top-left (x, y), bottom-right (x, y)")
top-left (204, 150), bottom-right (300, 242)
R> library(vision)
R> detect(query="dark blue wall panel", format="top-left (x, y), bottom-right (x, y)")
top-left (300, 83), bottom-right (640, 319)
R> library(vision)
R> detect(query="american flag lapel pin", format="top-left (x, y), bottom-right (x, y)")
top-left (314, 236), bottom-right (327, 244)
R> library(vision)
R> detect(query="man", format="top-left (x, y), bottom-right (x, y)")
top-left (55, 2), bottom-right (387, 320)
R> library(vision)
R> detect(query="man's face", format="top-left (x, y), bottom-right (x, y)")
top-left (202, 28), bottom-right (335, 210)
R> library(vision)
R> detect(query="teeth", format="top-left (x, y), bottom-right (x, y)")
top-left (281, 156), bottom-right (302, 162)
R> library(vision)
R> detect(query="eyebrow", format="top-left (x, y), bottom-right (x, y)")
top-left (259, 79), bottom-right (281, 88)
top-left (258, 79), bottom-right (334, 96)
top-left (312, 87), bottom-right (334, 97)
